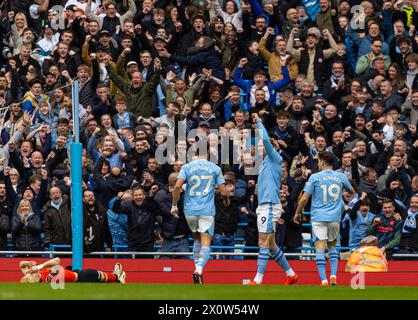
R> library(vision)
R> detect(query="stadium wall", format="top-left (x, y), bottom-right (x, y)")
top-left (2, 258), bottom-right (417, 286)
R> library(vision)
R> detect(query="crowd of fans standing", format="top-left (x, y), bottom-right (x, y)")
top-left (0, 0), bottom-right (417, 258)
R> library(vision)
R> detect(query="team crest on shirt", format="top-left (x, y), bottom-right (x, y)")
top-left (45, 273), bottom-right (53, 283)
top-left (389, 221), bottom-right (395, 226)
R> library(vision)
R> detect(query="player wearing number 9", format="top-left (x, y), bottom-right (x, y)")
top-left (246, 114), bottom-right (298, 286)
top-left (294, 151), bottom-right (354, 286)
top-left (171, 154), bottom-right (227, 284)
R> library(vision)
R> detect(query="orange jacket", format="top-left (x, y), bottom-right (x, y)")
top-left (345, 246), bottom-right (388, 273)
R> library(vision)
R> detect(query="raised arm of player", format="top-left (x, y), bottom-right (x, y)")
top-left (253, 113), bottom-right (282, 163)
top-left (29, 257), bottom-right (61, 274)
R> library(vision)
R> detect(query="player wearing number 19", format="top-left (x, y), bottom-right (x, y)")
top-left (294, 151), bottom-right (354, 286)
top-left (171, 156), bottom-right (227, 284)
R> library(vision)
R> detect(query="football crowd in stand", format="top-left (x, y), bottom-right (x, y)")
top-left (0, 0), bottom-right (417, 258)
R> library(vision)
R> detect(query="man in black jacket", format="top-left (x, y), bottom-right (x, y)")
top-left (0, 181), bottom-right (10, 251)
top-left (323, 61), bottom-right (350, 108)
top-left (90, 85), bottom-right (117, 121)
top-left (131, 138), bottom-right (154, 180)
top-left (43, 187), bottom-right (72, 250)
top-left (271, 110), bottom-right (304, 159)
top-left (251, 88), bottom-right (276, 131)
top-left (213, 179), bottom-right (240, 259)
top-left (154, 173), bottom-right (190, 258)
top-left (113, 186), bottom-right (158, 254)
top-left (92, 155), bottom-right (135, 209)
top-left (42, 42), bottom-right (82, 78)
top-left (83, 190), bottom-right (113, 253)
top-left (175, 15), bottom-right (206, 56)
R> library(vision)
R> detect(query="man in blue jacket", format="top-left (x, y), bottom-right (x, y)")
top-left (346, 20), bottom-right (389, 65)
top-left (233, 57), bottom-right (290, 110)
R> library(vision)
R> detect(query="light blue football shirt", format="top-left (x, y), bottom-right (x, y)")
top-left (342, 211), bottom-right (375, 249)
top-left (178, 159), bottom-right (225, 216)
top-left (256, 119), bottom-right (282, 204)
top-left (304, 169), bottom-right (353, 222)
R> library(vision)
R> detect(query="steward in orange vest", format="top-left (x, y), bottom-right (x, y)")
top-left (345, 236), bottom-right (388, 273)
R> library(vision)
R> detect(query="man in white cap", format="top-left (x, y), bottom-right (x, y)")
top-left (35, 23), bottom-right (60, 64)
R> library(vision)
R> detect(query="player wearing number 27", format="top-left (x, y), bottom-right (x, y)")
top-left (171, 155), bottom-right (227, 284)
top-left (294, 151), bottom-right (354, 286)
top-left (247, 113), bottom-right (298, 286)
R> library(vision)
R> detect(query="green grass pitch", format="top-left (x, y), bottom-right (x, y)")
top-left (1, 283), bottom-right (417, 300)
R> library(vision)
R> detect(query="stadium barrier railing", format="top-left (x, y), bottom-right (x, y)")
top-left (1, 250), bottom-right (417, 259)
top-left (5, 213), bottom-right (415, 259)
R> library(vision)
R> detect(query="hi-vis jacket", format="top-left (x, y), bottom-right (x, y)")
top-left (345, 246), bottom-right (388, 273)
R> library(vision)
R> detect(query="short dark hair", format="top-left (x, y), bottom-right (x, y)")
top-left (87, 117), bottom-right (97, 125)
top-left (372, 99), bottom-right (384, 108)
top-left (30, 79), bottom-right (43, 87)
top-left (58, 118), bottom-right (70, 125)
top-left (192, 14), bottom-right (205, 23)
top-left (382, 199), bottom-right (394, 206)
top-left (332, 60), bottom-right (344, 67)
top-left (361, 198), bottom-right (371, 207)
top-left (132, 185), bottom-right (145, 193)
top-left (342, 149), bottom-right (353, 155)
top-left (279, 86), bottom-right (293, 94)
top-left (253, 69), bottom-right (267, 78)
top-left (318, 151), bottom-right (334, 166)
top-left (354, 113), bottom-right (366, 121)
top-left (293, 95), bottom-right (304, 103)
top-left (276, 110), bottom-right (289, 119)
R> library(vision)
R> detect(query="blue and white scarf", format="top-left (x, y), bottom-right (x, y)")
top-left (402, 209), bottom-right (418, 235)
top-left (51, 198), bottom-right (63, 211)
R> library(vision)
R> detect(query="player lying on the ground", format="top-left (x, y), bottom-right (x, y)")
top-left (19, 258), bottom-right (126, 283)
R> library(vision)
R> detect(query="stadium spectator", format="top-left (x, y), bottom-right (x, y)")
top-left (368, 199), bottom-right (403, 258)
top-left (286, 27), bottom-right (339, 91)
top-left (107, 57), bottom-right (162, 118)
top-left (107, 193), bottom-right (129, 249)
top-left (82, 190), bottom-right (113, 252)
top-left (11, 199), bottom-right (43, 252)
top-left (43, 187), bottom-right (72, 250)
top-left (92, 154), bottom-right (134, 209)
top-left (0, 180), bottom-right (11, 251)
top-left (112, 186), bottom-right (158, 253)
top-left (233, 57), bottom-right (290, 109)
top-left (259, 28), bottom-right (298, 81)
top-left (342, 192), bottom-right (376, 249)
top-left (154, 173), bottom-right (190, 258)
top-left (213, 179), bottom-right (240, 259)
top-left (400, 194), bottom-right (418, 254)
